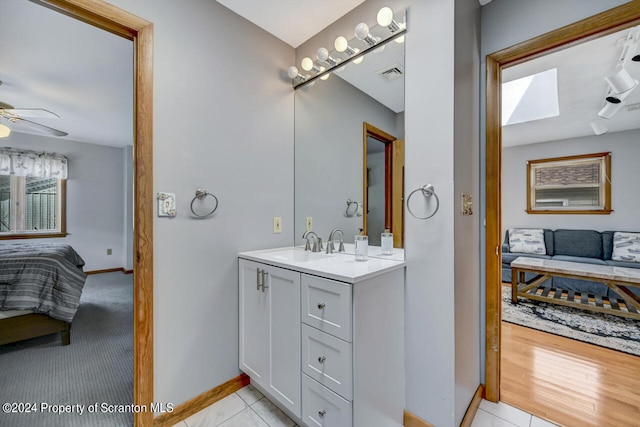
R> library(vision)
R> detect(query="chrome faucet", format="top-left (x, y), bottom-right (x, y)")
top-left (302, 230), bottom-right (321, 252)
top-left (326, 228), bottom-right (345, 254)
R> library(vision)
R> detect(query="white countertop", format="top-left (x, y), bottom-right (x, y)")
top-left (238, 246), bottom-right (406, 283)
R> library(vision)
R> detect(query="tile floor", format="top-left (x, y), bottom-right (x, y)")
top-left (171, 384), bottom-right (558, 427)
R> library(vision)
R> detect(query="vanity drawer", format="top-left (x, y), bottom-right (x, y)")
top-left (301, 274), bottom-right (352, 342)
top-left (302, 374), bottom-right (352, 427)
top-left (302, 324), bottom-right (352, 400)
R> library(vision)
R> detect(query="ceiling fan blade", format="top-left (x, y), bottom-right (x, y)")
top-left (2, 108), bottom-right (60, 119)
top-left (8, 117), bottom-right (68, 137)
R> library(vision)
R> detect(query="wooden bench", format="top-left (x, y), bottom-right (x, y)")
top-left (511, 257), bottom-right (640, 320)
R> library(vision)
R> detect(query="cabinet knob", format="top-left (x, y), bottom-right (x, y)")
top-left (317, 302), bottom-right (325, 310)
top-left (318, 410), bottom-right (326, 418)
top-left (318, 355), bottom-right (326, 364)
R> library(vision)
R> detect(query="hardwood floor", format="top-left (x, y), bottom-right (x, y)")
top-left (500, 321), bottom-right (640, 427)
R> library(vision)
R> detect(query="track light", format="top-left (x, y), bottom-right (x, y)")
top-left (590, 120), bottom-right (608, 135)
top-left (605, 67), bottom-right (638, 94)
top-left (355, 23), bottom-right (378, 46)
top-left (633, 54), bottom-right (640, 62)
top-left (598, 101), bottom-right (624, 119)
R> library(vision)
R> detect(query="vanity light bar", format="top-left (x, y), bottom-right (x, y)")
top-left (288, 7), bottom-right (407, 90)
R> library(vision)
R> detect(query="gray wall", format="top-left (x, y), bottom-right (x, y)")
top-left (479, 0), bottom-right (632, 382)
top-left (108, 0), bottom-right (294, 407)
top-left (0, 132), bottom-right (132, 271)
top-left (503, 129), bottom-right (640, 233)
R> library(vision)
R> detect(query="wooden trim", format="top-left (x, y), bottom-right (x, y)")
top-left (392, 139), bottom-right (404, 248)
top-left (484, 1), bottom-right (640, 404)
top-left (403, 409), bottom-right (435, 427)
top-left (153, 374), bottom-right (250, 427)
top-left (37, 2), bottom-right (155, 427)
top-left (0, 232), bottom-right (69, 240)
top-left (460, 385), bottom-right (485, 427)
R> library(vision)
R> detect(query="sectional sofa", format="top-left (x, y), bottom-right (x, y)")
top-left (502, 228), bottom-right (640, 298)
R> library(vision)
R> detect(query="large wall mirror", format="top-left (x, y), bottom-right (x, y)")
top-left (294, 18), bottom-right (405, 259)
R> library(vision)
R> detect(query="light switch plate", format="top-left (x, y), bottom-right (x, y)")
top-left (462, 194), bottom-right (473, 216)
top-left (305, 216), bottom-right (313, 231)
top-left (273, 217), bottom-right (282, 233)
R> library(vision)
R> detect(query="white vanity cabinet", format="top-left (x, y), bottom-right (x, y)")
top-left (238, 248), bottom-right (405, 427)
top-left (238, 259), bottom-right (302, 418)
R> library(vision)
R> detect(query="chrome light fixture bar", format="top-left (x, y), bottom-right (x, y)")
top-left (287, 7), bottom-right (407, 90)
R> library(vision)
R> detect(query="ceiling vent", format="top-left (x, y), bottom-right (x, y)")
top-left (377, 63), bottom-right (404, 82)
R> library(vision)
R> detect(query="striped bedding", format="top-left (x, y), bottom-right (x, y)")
top-left (0, 243), bottom-right (87, 323)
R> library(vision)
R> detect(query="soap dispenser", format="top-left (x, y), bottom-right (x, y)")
top-left (355, 228), bottom-right (368, 262)
top-left (381, 228), bottom-right (393, 255)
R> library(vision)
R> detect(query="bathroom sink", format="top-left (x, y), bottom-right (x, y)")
top-left (260, 248), bottom-right (331, 263)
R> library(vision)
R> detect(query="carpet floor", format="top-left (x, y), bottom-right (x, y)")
top-left (0, 272), bottom-right (133, 427)
top-left (502, 286), bottom-right (640, 357)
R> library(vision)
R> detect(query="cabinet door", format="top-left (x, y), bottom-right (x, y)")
top-left (267, 265), bottom-right (302, 417)
top-left (239, 259), bottom-right (268, 388)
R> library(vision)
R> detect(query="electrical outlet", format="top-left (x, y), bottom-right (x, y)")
top-left (107, 248), bottom-right (112, 255)
top-left (305, 216), bottom-right (313, 231)
top-left (273, 217), bottom-right (282, 233)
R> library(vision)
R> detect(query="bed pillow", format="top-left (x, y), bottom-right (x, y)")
top-left (508, 228), bottom-right (546, 254)
top-left (612, 232), bottom-right (640, 263)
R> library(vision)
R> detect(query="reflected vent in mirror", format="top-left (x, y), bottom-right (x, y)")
top-left (377, 63), bottom-right (404, 82)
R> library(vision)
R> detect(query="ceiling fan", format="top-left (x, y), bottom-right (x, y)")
top-left (0, 82), bottom-right (68, 138)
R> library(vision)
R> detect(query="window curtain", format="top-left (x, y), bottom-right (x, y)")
top-left (0, 147), bottom-right (68, 179)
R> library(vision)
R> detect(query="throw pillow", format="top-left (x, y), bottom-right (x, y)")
top-left (612, 232), bottom-right (640, 263)
top-left (508, 228), bottom-right (546, 254)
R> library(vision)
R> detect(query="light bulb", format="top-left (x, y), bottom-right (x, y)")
top-left (353, 56), bottom-right (364, 65)
top-left (287, 66), bottom-right (300, 79)
top-left (0, 123), bottom-right (10, 138)
top-left (317, 47), bottom-right (329, 62)
top-left (355, 23), bottom-right (370, 40)
top-left (394, 35), bottom-right (405, 44)
top-left (377, 7), bottom-right (394, 27)
top-left (301, 57), bottom-right (314, 72)
top-left (320, 73), bottom-right (330, 81)
top-left (334, 36), bottom-right (348, 52)
top-left (355, 23), bottom-right (377, 46)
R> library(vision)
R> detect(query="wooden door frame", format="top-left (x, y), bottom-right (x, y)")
top-left (36, 1), bottom-right (154, 425)
top-left (484, 2), bottom-right (640, 402)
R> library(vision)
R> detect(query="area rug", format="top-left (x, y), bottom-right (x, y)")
top-left (502, 287), bottom-right (640, 357)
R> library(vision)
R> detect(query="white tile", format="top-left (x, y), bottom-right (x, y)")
top-left (251, 397), bottom-right (296, 427)
top-left (218, 407), bottom-right (269, 427)
top-left (471, 409), bottom-right (520, 427)
top-left (237, 384), bottom-right (264, 406)
top-left (531, 416), bottom-right (559, 427)
top-left (479, 400), bottom-right (532, 427)
top-left (184, 393), bottom-right (247, 427)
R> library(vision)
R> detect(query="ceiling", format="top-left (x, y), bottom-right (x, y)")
top-left (1, 1), bottom-right (639, 148)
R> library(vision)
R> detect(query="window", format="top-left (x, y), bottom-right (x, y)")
top-left (0, 148), bottom-right (67, 239)
top-left (526, 152), bottom-right (611, 214)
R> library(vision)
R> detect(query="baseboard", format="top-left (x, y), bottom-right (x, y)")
top-left (403, 409), bottom-right (435, 427)
top-left (85, 267), bottom-right (133, 275)
top-left (404, 384), bottom-right (484, 427)
top-left (460, 385), bottom-right (485, 427)
top-left (153, 373), bottom-right (250, 427)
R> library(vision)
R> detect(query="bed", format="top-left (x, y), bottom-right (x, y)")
top-left (0, 243), bottom-right (87, 346)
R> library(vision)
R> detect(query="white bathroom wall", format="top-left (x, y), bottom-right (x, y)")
top-left (502, 129), bottom-right (640, 234)
top-left (106, 0), bottom-right (295, 407)
top-left (479, 0), bottom-right (632, 381)
top-left (0, 132), bottom-right (131, 271)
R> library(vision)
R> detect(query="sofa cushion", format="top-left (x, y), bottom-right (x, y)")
top-left (553, 229), bottom-right (603, 259)
top-left (551, 255), bottom-right (607, 266)
top-left (503, 229), bottom-right (553, 254)
top-left (611, 231), bottom-right (640, 263)
top-left (508, 228), bottom-right (546, 254)
top-left (602, 231), bottom-right (615, 260)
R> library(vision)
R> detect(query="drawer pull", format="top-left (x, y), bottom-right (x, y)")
top-left (318, 355), bottom-right (326, 364)
top-left (317, 302), bottom-right (326, 310)
top-left (318, 410), bottom-right (326, 418)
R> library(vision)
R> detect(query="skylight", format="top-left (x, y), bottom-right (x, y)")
top-left (502, 68), bottom-right (559, 126)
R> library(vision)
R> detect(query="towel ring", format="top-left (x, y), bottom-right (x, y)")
top-left (190, 189), bottom-right (218, 218)
top-left (406, 184), bottom-right (440, 220)
top-left (345, 199), bottom-right (359, 217)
